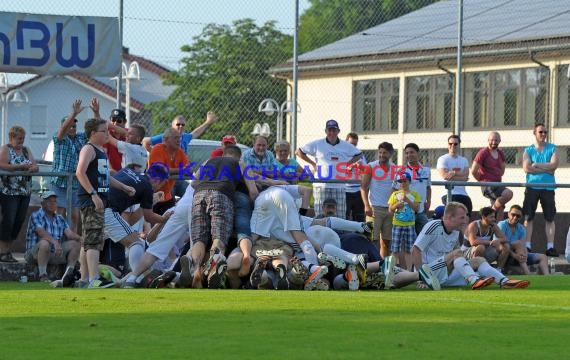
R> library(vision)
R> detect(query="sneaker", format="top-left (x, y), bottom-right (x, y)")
top-left (345, 265), bottom-right (359, 291)
top-left (207, 257), bottom-right (227, 289)
top-left (314, 278), bottom-right (330, 291)
top-left (382, 255), bottom-right (396, 289)
top-left (99, 266), bottom-right (119, 284)
top-left (274, 264), bottom-right (289, 290)
top-left (178, 256), bottom-right (194, 288)
top-left (355, 254), bottom-right (368, 283)
top-left (545, 248), bottom-right (559, 257)
top-left (500, 279), bottom-right (530, 289)
top-left (288, 256), bottom-right (308, 285)
top-left (50, 279), bottom-right (63, 288)
top-left (149, 271), bottom-right (177, 288)
top-left (250, 257), bottom-right (268, 289)
top-left (363, 272), bottom-right (385, 289)
top-left (318, 252), bottom-right (346, 269)
top-left (470, 276), bottom-right (495, 290)
top-left (88, 278), bottom-right (115, 289)
top-left (304, 265), bottom-right (329, 291)
top-left (39, 274), bottom-right (50, 283)
top-left (419, 264), bottom-right (441, 291)
top-left (361, 221), bottom-right (373, 234)
top-left (74, 280), bottom-right (89, 289)
top-left (122, 281), bottom-right (137, 289)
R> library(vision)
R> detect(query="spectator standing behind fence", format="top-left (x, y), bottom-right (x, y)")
top-left (210, 135), bottom-right (237, 158)
top-left (344, 132), bottom-right (366, 222)
top-left (25, 191), bottom-right (81, 283)
top-left (102, 108), bottom-right (127, 174)
top-left (241, 135), bottom-right (277, 178)
top-left (142, 112), bottom-right (217, 198)
top-left (471, 131), bottom-right (513, 221)
top-left (361, 142), bottom-right (396, 258)
top-left (148, 128), bottom-right (190, 215)
top-left (273, 140), bottom-right (303, 184)
top-left (51, 99), bottom-right (88, 234)
top-left (0, 126), bottom-right (39, 263)
top-left (393, 143), bottom-right (432, 235)
top-left (437, 135), bottom-right (473, 216)
top-left (522, 123), bottom-right (559, 257)
top-left (296, 119), bottom-right (361, 219)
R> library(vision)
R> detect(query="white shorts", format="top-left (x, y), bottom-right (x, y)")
top-left (250, 186), bottom-right (302, 244)
top-left (104, 208), bottom-right (135, 243)
top-left (426, 256), bottom-right (468, 288)
top-left (146, 185), bottom-right (193, 261)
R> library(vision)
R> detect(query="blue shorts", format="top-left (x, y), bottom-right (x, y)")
top-left (50, 185), bottom-right (80, 208)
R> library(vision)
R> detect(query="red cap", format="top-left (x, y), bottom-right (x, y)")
top-left (222, 135), bottom-right (236, 144)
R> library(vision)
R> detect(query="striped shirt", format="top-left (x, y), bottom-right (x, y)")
top-left (25, 208), bottom-right (69, 253)
top-left (414, 219), bottom-right (461, 264)
top-left (51, 133), bottom-right (87, 189)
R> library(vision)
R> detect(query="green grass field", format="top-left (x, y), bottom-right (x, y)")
top-left (1, 275), bottom-right (569, 360)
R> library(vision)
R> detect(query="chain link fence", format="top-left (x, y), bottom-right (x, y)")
top-left (3, 0), bottom-right (570, 214)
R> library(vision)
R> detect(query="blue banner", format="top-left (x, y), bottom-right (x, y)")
top-left (0, 12), bottom-right (121, 76)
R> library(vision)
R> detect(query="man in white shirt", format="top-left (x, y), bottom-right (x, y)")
top-left (296, 119), bottom-right (361, 219)
top-left (436, 135), bottom-right (473, 216)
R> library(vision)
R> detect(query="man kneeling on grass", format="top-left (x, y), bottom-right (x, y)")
top-left (412, 202), bottom-right (530, 290)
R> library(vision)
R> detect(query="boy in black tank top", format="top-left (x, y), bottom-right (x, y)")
top-left (75, 117), bottom-right (136, 288)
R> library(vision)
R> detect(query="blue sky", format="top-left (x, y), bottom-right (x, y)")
top-left (1, 0), bottom-right (310, 83)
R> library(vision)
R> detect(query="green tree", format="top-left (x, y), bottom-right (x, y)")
top-left (299, 0), bottom-right (439, 53)
top-left (146, 19), bottom-right (292, 146)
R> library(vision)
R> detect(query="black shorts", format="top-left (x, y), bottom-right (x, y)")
top-left (522, 188), bottom-right (556, 222)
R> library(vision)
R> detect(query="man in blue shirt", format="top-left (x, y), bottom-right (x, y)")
top-left (25, 191), bottom-right (81, 283)
top-left (496, 204), bottom-right (548, 275)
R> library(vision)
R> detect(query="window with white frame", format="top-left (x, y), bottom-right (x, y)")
top-left (405, 75), bottom-right (454, 132)
top-left (557, 64), bottom-right (570, 126)
top-left (353, 78), bottom-right (399, 133)
top-left (29, 105), bottom-right (47, 138)
top-left (465, 67), bottom-right (549, 129)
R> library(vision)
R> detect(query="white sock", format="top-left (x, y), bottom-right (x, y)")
top-left (323, 243), bottom-right (357, 264)
top-left (476, 261), bottom-right (506, 285)
top-left (63, 266), bottom-right (74, 277)
top-left (452, 257), bottom-right (477, 281)
top-left (327, 217), bottom-right (363, 232)
top-left (547, 242), bottom-right (554, 249)
top-left (127, 240), bottom-right (145, 272)
top-left (300, 240), bottom-right (318, 264)
top-left (38, 265), bottom-right (47, 276)
top-left (526, 241), bottom-right (531, 249)
top-left (125, 274), bottom-right (137, 283)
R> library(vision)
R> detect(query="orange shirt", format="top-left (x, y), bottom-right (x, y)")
top-left (148, 143), bottom-right (190, 202)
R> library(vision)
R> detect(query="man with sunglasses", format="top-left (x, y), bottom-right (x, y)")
top-left (103, 108), bottom-right (127, 174)
top-left (142, 112), bottom-right (217, 198)
top-left (436, 134), bottom-right (472, 216)
top-left (497, 205), bottom-right (548, 275)
top-left (522, 123), bottom-right (559, 257)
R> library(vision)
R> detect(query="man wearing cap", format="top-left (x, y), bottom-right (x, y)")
top-left (210, 135), bottom-right (237, 158)
top-left (296, 119), bottom-right (361, 219)
top-left (50, 99), bottom-right (89, 233)
top-left (101, 107), bottom-right (127, 173)
top-left (25, 191), bottom-right (81, 283)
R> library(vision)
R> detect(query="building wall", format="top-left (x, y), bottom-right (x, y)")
top-left (292, 57), bottom-right (570, 212)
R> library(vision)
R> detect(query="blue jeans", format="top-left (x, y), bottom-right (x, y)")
top-left (234, 191), bottom-right (252, 241)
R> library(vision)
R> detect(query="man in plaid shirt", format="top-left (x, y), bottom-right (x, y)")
top-left (50, 99), bottom-right (89, 232)
top-left (25, 191), bottom-right (81, 283)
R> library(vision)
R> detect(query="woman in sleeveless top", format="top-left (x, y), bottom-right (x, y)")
top-left (0, 126), bottom-right (39, 262)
